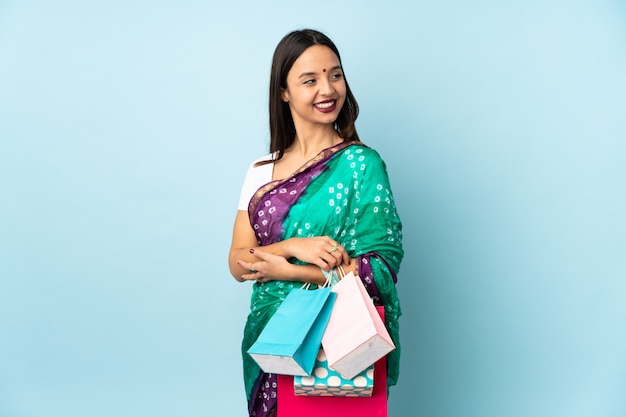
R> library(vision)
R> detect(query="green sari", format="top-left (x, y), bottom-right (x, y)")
top-left (241, 141), bottom-right (403, 412)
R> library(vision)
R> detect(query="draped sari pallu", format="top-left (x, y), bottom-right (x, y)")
top-left (242, 142), bottom-right (403, 417)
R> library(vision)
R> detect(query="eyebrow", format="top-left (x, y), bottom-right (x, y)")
top-left (298, 65), bottom-right (342, 78)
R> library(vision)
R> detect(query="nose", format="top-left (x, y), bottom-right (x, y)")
top-left (319, 77), bottom-right (335, 96)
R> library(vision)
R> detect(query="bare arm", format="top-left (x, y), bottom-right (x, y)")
top-left (228, 211), bottom-right (263, 281)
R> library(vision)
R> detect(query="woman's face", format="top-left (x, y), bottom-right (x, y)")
top-left (281, 45), bottom-right (346, 131)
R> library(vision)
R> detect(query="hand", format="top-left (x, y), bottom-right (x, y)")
top-left (237, 248), bottom-right (292, 283)
top-left (286, 236), bottom-right (350, 271)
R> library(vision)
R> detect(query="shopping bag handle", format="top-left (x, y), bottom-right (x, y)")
top-left (336, 265), bottom-right (347, 279)
top-left (301, 267), bottom-right (335, 290)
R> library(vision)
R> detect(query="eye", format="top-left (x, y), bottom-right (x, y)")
top-left (331, 72), bottom-right (344, 80)
top-left (303, 79), bottom-right (315, 85)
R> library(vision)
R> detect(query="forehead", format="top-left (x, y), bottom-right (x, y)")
top-left (289, 45), bottom-right (340, 74)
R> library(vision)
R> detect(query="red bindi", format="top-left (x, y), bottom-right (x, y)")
top-left (323, 68), bottom-right (327, 72)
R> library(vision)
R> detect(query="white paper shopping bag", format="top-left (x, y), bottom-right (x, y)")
top-left (321, 272), bottom-right (395, 379)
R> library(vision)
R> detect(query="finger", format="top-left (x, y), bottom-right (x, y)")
top-left (250, 247), bottom-right (268, 261)
top-left (339, 248), bottom-right (350, 265)
top-left (245, 273), bottom-right (268, 283)
top-left (319, 252), bottom-right (340, 271)
top-left (238, 261), bottom-right (260, 276)
top-left (311, 252), bottom-right (330, 270)
top-left (329, 242), bottom-right (349, 265)
top-left (237, 260), bottom-right (254, 272)
top-left (241, 271), bottom-right (259, 281)
top-left (328, 249), bottom-right (343, 266)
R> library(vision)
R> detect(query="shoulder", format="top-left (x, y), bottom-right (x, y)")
top-left (248, 153), bottom-right (275, 168)
top-left (242, 153), bottom-right (275, 178)
top-left (237, 153), bottom-right (274, 211)
top-left (339, 143), bottom-right (387, 171)
top-left (342, 143), bottom-right (384, 159)
top-left (243, 153), bottom-right (274, 182)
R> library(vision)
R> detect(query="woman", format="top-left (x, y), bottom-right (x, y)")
top-left (228, 29), bottom-right (403, 417)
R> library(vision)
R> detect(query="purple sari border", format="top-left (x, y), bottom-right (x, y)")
top-left (358, 252), bottom-right (398, 306)
top-left (247, 140), bottom-right (358, 225)
top-left (248, 141), bottom-right (360, 246)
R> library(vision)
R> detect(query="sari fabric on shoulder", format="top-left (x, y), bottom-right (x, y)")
top-left (242, 141), bottom-right (403, 416)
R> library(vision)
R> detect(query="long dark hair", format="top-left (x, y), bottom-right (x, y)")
top-left (266, 29), bottom-right (360, 163)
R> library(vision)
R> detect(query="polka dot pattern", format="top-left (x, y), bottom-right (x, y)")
top-left (294, 349), bottom-right (374, 397)
top-left (279, 147), bottom-right (402, 262)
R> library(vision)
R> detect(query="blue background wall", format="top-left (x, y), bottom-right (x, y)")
top-left (1, 1), bottom-right (625, 416)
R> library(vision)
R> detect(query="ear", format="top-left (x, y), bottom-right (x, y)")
top-left (280, 88), bottom-right (289, 103)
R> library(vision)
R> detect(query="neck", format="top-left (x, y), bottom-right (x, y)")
top-left (291, 124), bottom-right (341, 159)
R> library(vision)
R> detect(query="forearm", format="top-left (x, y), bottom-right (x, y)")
top-left (232, 246), bottom-right (359, 285)
top-left (284, 257), bottom-right (359, 285)
top-left (233, 254), bottom-right (328, 285)
top-left (228, 239), bottom-right (297, 281)
top-left (291, 264), bottom-right (327, 286)
top-left (269, 260), bottom-right (357, 285)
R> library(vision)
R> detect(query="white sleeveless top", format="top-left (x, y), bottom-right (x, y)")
top-left (237, 154), bottom-right (274, 211)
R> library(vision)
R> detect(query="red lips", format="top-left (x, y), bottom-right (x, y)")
top-left (314, 99), bottom-right (337, 113)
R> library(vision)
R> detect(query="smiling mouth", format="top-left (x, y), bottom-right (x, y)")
top-left (314, 100), bottom-right (337, 111)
